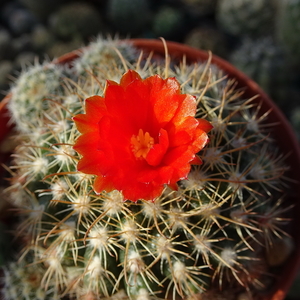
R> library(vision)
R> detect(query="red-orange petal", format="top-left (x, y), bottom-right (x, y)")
top-left (120, 69), bottom-right (142, 87)
top-left (93, 175), bottom-right (116, 195)
top-left (172, 94), bottom-right (197, 126)
top-left (151, 79), bottom-right (180, 125)
top-left (197, 118), bottom-right (214, 133)
top-left (168, 182), bottom-right (179, 191)
top-left (146, 129), bottom-right (169, 167)
top-left (190, 155), bottom-right (203, 165)
top-left (193, 130), bottom-right (210, 151)
top-left (73, 132), bottom-right (100, 154)
top-left (73, 114), bottom-right (97, 134)
top-left (85, 96), bottom-right (106, 117)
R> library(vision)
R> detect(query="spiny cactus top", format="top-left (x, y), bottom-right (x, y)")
top-left (1, 38), bottom-right (293, 300)
top-left (73, 69), bottom-right (212, 201)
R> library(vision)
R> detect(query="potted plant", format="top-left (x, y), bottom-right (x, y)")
top-left (0, 38), bottom-right (299, 300)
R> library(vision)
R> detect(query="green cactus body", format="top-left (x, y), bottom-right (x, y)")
top-left (291, 106), bottom-right (300, 141)
top-left (216, 0), bottom-right (276, 37)
top-left (152, 6), bottom-right (185, 39)
top-left (1, 38), bottom-right (293, 300)
top-left (182, 0), bottom-right (218, 17)
top-left (49, 2), bottom-right (103, 41)
top-left (7, 61), bottom-right (67, 134)
top-left (184, 26), bottom-right (229, 58)
top-left (106, 0), bottom-right (152, 35)
top-left (73, 37), bottom-right (138, 77)
top-left (277, 0), bottom-right (300, 64)
top-left (229, 37), bottom-right (289, 110)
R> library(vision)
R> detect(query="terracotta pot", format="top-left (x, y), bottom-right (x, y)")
top-left (0, 39), bottom-right (299, 300)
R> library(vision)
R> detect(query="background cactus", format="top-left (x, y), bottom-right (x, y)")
top-left (152, 6), bottom-right (185, 40)
top-left (106, 0), bottom-right (152, 36)
top-left (7, 61), bottom-right (67, 134)
top-left (73, 37), bottom-right (138, 76)
top-left (48, 2), bottom-right (104, 42)
top-left (181, 0), bottom-right (218, 17)
top-left (290, 106), bottom-right (300, 141)
top-left (184, 26), bottom-right (229, 58)
top-left (277, 0), bottom-right (300, 65)
top-left (216, 0), bottom-right (277, 37)
top-left (229, 36), bottom-right (290, 112)
top-left (1, 38), bottom-right (294, 300)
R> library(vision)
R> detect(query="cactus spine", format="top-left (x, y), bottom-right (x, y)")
top-left (1, 38), bottom-right (292, 300)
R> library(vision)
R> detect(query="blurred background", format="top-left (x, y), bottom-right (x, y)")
top-left (0, 0), bottom-right (299, 297)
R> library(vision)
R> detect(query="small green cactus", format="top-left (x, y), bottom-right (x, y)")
top-left (1, 38), bottom-right (294, 300)
top-left (216, 0), bottom-right (276, 37)
top-left (277, 0), bottom-right (300, 64)
top-left (182, 0), bottom-right (218, 17)
top-left (152, 6), bottom-right (185, 39)
top-left (229, 37), bottom-right (289, 110)
top-left (184, 26), bottom-right (229, 58)
top-left (106, 0), bottom-right (152, 35)
top-left (290, 105), bottom-right (300, 141)
top-left (7, 61), bottom-right (67, 134)
top-left (73, 36), bottom-right (138, 76)
top-left (49, 2), bottom-right (104, 41)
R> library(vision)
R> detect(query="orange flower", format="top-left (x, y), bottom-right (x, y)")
top-left (73, 70), bottom-right (212, 202)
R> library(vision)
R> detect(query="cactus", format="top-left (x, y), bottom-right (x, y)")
top-left (7, 60), bottom-right (67, 134)
top-left (277, 0), bottom-right (300, 64)
top-left (184, 26), bottom-right (229, 58)
top-left (290, 105), bottom-right (300, 141)
top-left (181, 0), bottom-right (218, 17)
top-left (49, 2), bottom-right (104, 41)
top-left (152, 6), bottom-right (185, 39)
top-left (73, 36), bottom-right (138, 76)
top-left (1, 38), bottom-right (294, 300)
top-left (216, 0), bottom-right (276, 37)
top-left (229, 37), bottom-right (289, 110)
top-left (106, 0), bottom-right (152, 35)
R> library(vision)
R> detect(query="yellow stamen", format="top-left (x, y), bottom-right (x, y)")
top-left (131, 129), bottom-right (154, 159)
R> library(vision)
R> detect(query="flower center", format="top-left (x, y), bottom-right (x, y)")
top-left (131, 129), bottom-right (154, 159)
